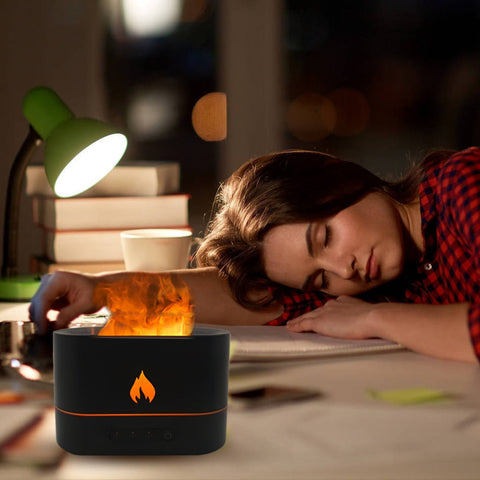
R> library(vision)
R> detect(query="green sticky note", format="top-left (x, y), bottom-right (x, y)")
top-left (367, 387), bottom-right (452, 405)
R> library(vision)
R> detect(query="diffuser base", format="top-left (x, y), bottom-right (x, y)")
top-left (54, 327), bottom-right (230, 455)
top-left (0, 275), bottom-right (41, 301)
top-left (56, 408), bottom-right (227, 455)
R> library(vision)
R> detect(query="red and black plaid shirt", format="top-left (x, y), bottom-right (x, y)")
top-left (266, 146), bottom-right (480, 361)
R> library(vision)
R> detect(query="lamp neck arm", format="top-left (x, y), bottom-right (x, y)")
top-left (2, 126), bottom-right (42, 278)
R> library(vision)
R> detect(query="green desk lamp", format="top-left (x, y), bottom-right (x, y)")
top-left (0, 86), bottom-right (128, 301)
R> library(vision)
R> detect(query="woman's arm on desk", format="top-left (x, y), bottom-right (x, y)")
top-left (286, 296), bottom-right (477, 363)
top-left (29, 268), bottom-right (281, 334)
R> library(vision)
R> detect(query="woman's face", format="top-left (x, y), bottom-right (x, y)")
top-left (262, 192), bottom-right (408, 297)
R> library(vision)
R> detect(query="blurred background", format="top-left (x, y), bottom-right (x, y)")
top-left (1, 0), bottom-right (480, 274)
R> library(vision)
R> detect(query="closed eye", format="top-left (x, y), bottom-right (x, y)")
top-left (324, 224), bottom-right (331, 247)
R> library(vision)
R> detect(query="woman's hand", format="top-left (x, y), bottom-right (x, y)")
top-left (286, 297), bottom-right (477, 362)
top-left (28, 271), bottom-right (102, 334)
top-left (286, 295), bottom-right (379, 339)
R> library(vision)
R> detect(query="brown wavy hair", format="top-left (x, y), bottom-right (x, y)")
top-left (195, 149), bottom-right (453, 309)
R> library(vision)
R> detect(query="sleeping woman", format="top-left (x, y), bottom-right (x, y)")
top-left (29, 147), bottom-right (480, 363)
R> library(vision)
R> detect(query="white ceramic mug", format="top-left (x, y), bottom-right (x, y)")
top-left (120, 229), bottom-right (192, 271)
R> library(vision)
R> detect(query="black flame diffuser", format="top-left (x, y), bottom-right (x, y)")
top-left (54, 326), bottom-right (230, 455)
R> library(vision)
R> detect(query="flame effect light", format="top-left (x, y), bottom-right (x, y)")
top-left (95, 273), bottom-right (194, 336)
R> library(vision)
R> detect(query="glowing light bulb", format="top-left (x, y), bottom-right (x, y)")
top-left (54, 133), bottom-right (127, 197)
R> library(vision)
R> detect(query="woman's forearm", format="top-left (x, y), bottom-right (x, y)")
top-left (370, 302), bottom-right (476, 363)
top-left (29, 267), bottom-right (281, 333)
top-left (169, 267), bottom-right (282, 325)
top-left (286, 296), bottom-right (477, 363)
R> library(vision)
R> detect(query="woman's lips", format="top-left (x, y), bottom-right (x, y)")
top-left (366, 251), bottom-right (379, 282)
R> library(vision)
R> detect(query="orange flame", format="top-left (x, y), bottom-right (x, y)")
top-left (95, 273), bottom-right (194, 336)
top-left (130, 370), bottom-right (156, 404)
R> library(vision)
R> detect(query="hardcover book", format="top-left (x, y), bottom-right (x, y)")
top-left (25, 162), bottom-right (180, 197)
top-left (33, 194), bottom-right (190, 231)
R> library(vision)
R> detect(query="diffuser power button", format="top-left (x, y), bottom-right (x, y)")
top-left (109, 428), bottom-right (175, 442)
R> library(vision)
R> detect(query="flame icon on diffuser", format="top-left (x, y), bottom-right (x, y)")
top-left (130, 370), bottom-right (156, 404)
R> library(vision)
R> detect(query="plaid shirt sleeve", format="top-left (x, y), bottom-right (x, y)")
top-left (439, 148), bottom-right (480, 359)
top-left (265, 285), bottom-right (331, 325)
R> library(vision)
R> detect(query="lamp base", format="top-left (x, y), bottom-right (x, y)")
top-left (0, 275), bottom-right (41, 301)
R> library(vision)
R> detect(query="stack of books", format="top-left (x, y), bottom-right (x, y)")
top-left (26, 162), bottom-right (190, 274)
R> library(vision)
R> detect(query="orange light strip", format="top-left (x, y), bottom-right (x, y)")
top-left (55, 406), bottom-right (227, 418)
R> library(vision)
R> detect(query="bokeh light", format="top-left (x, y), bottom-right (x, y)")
top-left (127, 84), bottom-right (182, 139)
top-left (286, 93), bottom-right (336, 142)
top-left (191, 92), bottom-right (227, 141)
top-left (327, 88), bottom-right (370, 136)
top-left (122, 0), bottom-right (182, 37)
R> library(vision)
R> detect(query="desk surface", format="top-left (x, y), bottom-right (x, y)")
top-left (1, 303), bottom-right (480, 480)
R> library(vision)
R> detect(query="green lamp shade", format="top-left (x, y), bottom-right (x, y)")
top-left (22, 86), bottom-right (128, 198)
top-left (45, 118), bottom-right (127, 197)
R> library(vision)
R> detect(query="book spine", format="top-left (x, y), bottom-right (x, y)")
top-left (41, 226), bottom-right (192, 263)
top-left (25, 163), bottom-right (180, 197)
top-left (31, 256), bottom-right (125, 274)
top-left (32, 194), bottom-right (190, 231)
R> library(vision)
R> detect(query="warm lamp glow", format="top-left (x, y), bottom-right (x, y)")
top-left (54, 133), bottom-right (128, 197)
top-left (23, 87), bottom-right (128, 198)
